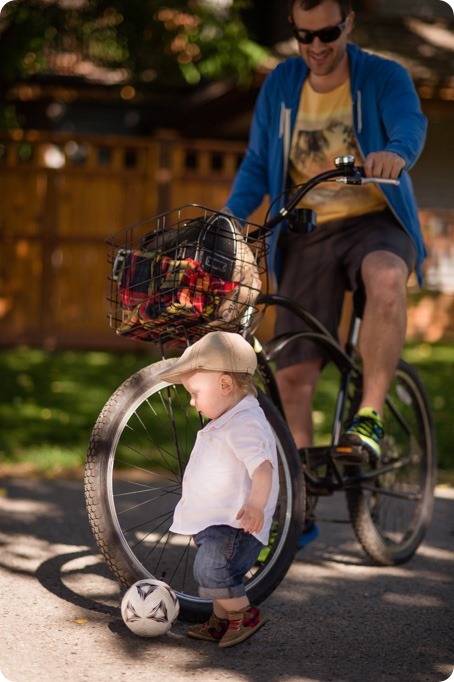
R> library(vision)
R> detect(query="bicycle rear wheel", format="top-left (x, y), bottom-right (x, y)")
top-left (84, 359), bottom-right (304, 620)
top-left (346, 359), bottom-right (436, 565)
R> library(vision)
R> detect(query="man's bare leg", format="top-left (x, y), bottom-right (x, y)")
top-left (276, 358), bottom-right (322, 546)
top-left (275, 358), bottom-right (323, 449)
top-left (335, 250), bottom-right (409, 463)
top-left (358, 250), bottom-right (409, 415)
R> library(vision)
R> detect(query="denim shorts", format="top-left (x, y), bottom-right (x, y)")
top-left (193, 525), bottom-right (263, 599)
top-left (275, 208), bottom-right (417, 369)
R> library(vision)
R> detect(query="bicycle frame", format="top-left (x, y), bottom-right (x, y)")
top-left (84, 156), bottom-right (436, 600)
top-left (251, 295), bottom-right (357, 496)
top-left (251, 155), bottom-right (407, 499)
top-left (252, 294), bottom-right (421, 503)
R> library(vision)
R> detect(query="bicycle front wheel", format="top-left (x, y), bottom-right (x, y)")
top-left (346, 359), bottom-right (436, 565)
top-left (84, 359), bottom-right (304, 620)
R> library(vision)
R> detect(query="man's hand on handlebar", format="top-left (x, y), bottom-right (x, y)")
top-left (363, 151), bottom-right (405, 180)
top-left (265, 154), bottom-right (402, 230)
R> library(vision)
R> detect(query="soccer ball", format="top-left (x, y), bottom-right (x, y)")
top-left (121, 578), bottom-right (180, 637)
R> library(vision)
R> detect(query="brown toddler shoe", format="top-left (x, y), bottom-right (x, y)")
top-left (187, 613), bottom-right (229, 642)
top-left (218, 605), bottom-right (267, 648)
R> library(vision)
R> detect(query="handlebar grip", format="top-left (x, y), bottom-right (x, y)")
top-left (362, 177), bottom-right (400, 186)
top-left (336, 175), bottom-right (400, 186)
top-left (354, 164), bottom-right (400, 184)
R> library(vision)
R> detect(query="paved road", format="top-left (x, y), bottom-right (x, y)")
top-left (0, 477), bottom-right (452, 682)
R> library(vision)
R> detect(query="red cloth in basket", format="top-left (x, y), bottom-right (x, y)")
top-left (116, 254), bottom-right (239, 341)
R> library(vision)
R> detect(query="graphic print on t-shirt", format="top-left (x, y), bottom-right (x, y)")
top-left (289, 79), bottom-right (386, 223)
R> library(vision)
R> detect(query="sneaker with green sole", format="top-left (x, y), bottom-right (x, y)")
top-left (335, 407), bottom-right (384, 463)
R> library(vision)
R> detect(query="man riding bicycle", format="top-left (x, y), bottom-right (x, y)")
top-left (225, 0), bottom-right (427, 470)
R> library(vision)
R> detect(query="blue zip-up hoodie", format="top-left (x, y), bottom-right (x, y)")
top-left (226, 44), bottom-right (428, 284)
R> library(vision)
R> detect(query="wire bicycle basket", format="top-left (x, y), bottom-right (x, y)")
top-left (106, 205), bottom-right (270, 347)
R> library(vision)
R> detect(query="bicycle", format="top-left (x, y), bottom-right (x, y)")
top-left (84, 155), bottom-right (437, 621)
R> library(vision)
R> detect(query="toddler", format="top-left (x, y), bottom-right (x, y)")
top-left (158, 331), bottom-right (278, 648)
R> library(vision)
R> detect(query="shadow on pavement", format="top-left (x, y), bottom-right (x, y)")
top-left (0, 476), bottom-right (453, 682)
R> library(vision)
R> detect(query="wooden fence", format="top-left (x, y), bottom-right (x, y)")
top-left (0, 129), bottom-right (452, 350)
top-left (0, 129), bottom-right (264, 349)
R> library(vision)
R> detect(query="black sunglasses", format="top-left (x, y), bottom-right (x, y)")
top-left (291, 18), bottom-right (348, 45)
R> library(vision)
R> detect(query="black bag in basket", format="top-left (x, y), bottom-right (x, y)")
top-left (141, 212), bottom-right (237, 280)
top-left (114, 213), bottom-right (261, 342)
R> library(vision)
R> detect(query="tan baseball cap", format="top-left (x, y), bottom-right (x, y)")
top-left (157, 331), bottom-right (257, 384)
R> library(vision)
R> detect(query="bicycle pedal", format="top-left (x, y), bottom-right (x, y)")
top-left (332, 444), bottom-right (369, 465)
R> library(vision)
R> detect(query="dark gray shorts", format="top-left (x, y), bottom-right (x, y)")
top-left (274, 208), bottom-right (416, 370)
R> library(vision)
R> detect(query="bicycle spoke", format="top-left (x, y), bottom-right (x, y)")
top-left (85, 361), bottom-right (303, 616)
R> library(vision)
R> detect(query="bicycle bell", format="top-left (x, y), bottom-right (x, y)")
top-left (334, 155), bottom-right (355, 169)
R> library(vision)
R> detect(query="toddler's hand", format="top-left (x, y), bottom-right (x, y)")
top-left (236, 504), bottom-right (264, 534)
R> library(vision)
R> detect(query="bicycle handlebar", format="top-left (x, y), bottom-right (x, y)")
top-left (264, 155), bottom-right (400, 230)
top-left (335, 176), bottom-right (400, 186)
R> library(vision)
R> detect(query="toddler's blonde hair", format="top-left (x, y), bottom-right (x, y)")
top-left (226, 371), bottom-right (257, 397)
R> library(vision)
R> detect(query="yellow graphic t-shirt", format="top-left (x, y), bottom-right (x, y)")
top-left (289, 78), bottom-right (387, 224)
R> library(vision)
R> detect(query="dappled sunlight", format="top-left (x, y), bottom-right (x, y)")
top-left (383, 592), bottom-right (444, 608)
top-left (0, 530), bottom-right (90, 576)
top-left (291, 549), bottom-right (414, 582)
top-left (59, 553), bottom-right (121, 606)
top-left (0, 478), bottom-right (451, 680)
top-left (417, 544), bottom-right (454, 562)
top-left (435, 486), bottom-right (454, 499)
top-left (136, 531), bottom-right (190, 547)
top-left (0, 495), bottom-right (59, 519)
top-left (0, 528), bottom-right (122, 616)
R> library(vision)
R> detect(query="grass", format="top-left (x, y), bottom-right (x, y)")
top-left (0, 347), bottom-right (156, 476)
top-left (0, 343), bottom-right (452, 480)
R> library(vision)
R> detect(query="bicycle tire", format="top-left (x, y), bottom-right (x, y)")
top-left (84, 359), bottom-right (304, 620)
top-left (346, 359), bottom-right (436, 566)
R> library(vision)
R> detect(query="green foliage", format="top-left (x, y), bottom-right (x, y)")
top-left (0, 343), bottom-right (452, 478)
top-left (0, 0), bottom-right (268, 90)
top-left (401, 343), bottom-right (453, 472)
top-left (0, 347), bottom-right (151, 474)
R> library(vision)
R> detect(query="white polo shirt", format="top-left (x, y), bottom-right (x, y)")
top-left (170, 394), bottom-right (279, 546)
